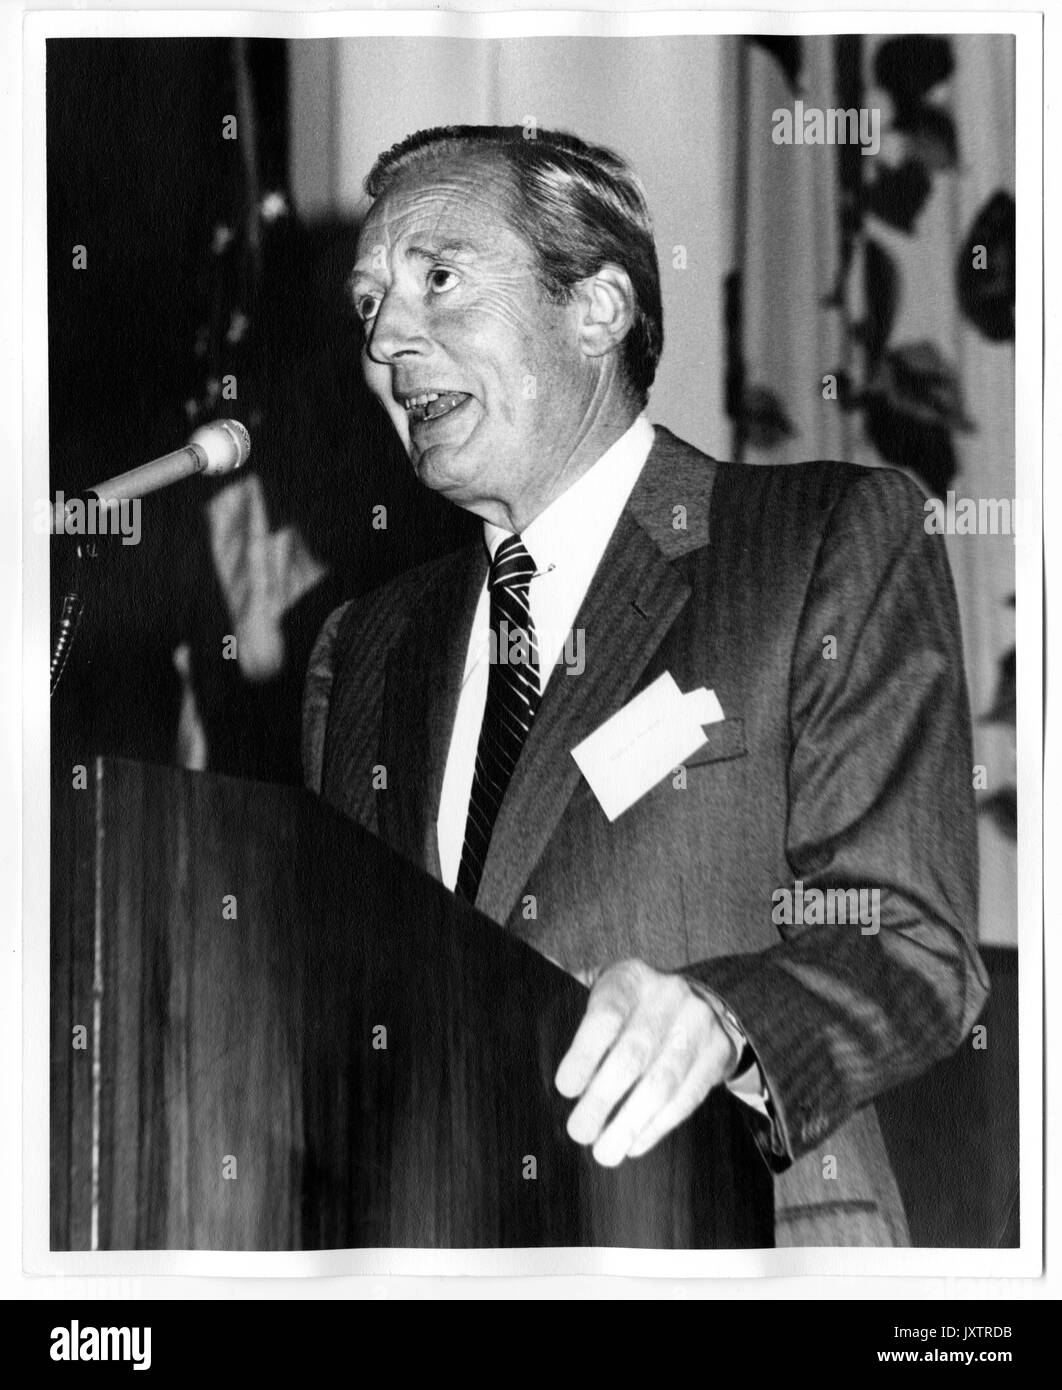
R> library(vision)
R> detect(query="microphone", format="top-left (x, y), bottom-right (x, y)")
top-left (49, 419), bottom-right (252, 696)
top-left (81, 418), bottom-right (251, 507)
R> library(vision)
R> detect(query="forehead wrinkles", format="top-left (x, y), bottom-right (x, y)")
top-left (358, 168), bottom-right (535, 276)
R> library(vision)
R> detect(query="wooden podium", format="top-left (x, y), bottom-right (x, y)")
top-left (51, 758), bottom-right (772, 1250)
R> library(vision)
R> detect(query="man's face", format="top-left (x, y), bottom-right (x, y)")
top-left (351, 152), bottom-right (600, 522)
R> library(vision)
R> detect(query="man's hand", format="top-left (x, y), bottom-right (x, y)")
top-left (554, 958), bottom-right (740, 1167)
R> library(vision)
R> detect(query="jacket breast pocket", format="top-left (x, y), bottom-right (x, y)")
top-left (680, 717), bottom-right (748, 769)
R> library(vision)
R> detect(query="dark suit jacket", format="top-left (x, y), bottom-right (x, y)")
top-left (303, 425), bottom-right (989, 1246)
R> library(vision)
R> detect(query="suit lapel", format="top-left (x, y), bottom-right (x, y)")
top-left (378, 544), bottom-right (488, 877)
top-left (473, 430), bottom-right (718, 926)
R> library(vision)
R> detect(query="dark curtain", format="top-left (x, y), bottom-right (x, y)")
top-left (47, 38), bottom-right (474, 783)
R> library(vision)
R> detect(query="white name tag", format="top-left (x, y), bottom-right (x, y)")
top-left (571, 672), bottom-right (724, 821)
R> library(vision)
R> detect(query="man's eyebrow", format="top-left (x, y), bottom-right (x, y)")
top-left (348, 240), bottom-right (480, 294)
top-left (405, 240), bottom-right (480, 262)
top-left (349, 239), bottom-right (480, 288)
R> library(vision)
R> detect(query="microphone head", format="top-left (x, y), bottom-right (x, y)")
top-left (188, 418), bottom-right (251, 476)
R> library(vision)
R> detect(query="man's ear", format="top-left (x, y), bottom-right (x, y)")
top-left (574, 263), bottom-right (636, 363)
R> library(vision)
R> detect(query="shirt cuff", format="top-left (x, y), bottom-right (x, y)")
top-left (684, 977), bottom-right (772, 1118)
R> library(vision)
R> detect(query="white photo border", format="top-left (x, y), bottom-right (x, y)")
top-left (18, 6), bottom-right (1045, 1285)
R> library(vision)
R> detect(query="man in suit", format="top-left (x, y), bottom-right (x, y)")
top-left (303, 125), bottom-right (989, 1246)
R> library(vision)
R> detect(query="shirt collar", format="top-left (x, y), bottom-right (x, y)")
top-left (483, 413), bottom-right (655, 572)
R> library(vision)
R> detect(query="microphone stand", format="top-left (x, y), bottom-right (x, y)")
top-left (50, 508), bottom-right (105, 698)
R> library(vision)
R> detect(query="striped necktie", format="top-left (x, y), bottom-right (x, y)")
top-left (456, 534), bottom-right (541, 903)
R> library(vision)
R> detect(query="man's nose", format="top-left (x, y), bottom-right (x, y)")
top-left (365, 291), bottom-right (429, 364)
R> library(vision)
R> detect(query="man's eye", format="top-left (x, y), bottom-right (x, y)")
top-left (427, 267), bottom-right (459, 294)
top-left (356, 294), bottom-right (381, 322)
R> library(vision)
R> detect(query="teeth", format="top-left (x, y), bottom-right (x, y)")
top-left (403, 391), bottom-right (441, 410)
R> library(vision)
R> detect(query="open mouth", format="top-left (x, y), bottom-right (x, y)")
top-left (399, 390), bottom-right (471, 425)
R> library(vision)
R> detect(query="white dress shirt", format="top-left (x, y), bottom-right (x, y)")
top-left (437, 413), bottom-right (656, 888)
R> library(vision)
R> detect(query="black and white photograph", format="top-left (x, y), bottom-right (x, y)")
top-left (12, 5), bottom-right (1048, 1307)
